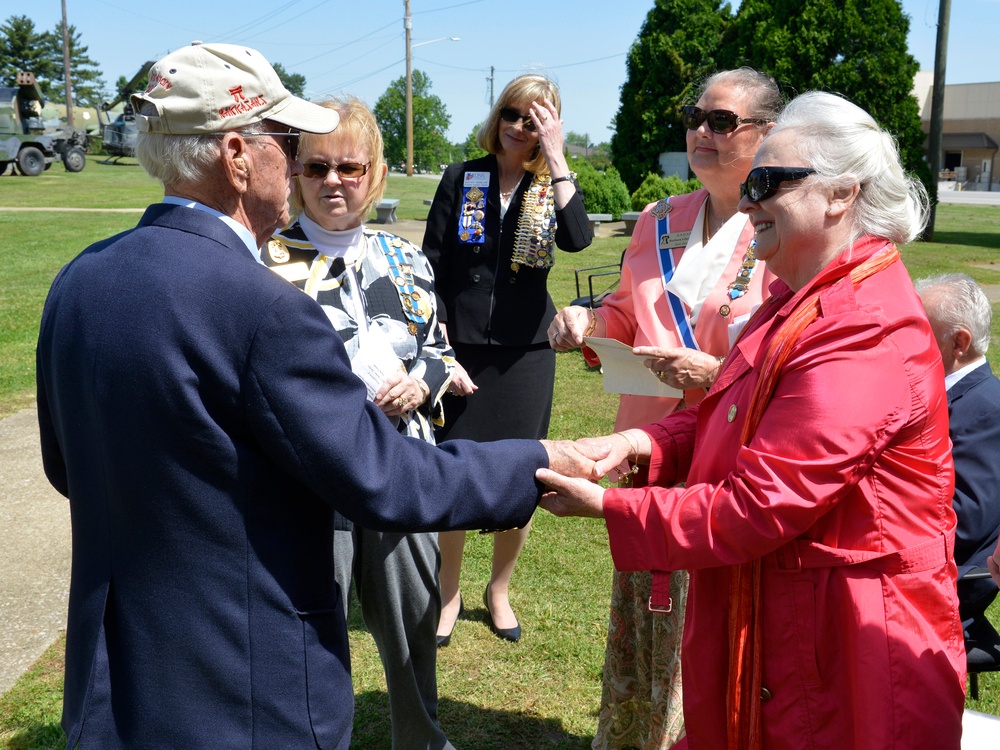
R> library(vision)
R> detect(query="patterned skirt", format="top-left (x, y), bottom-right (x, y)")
top-left (592, 569), bottom-right (689, 750)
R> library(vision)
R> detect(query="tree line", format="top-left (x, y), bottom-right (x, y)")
top-left (611, 0), bottom-right (930, 197)
top-left (1, 0), bottom-right (931, 197)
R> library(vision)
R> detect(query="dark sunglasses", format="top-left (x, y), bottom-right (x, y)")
top-left (739, 166), bottom-right (817, 202)
top-left (499, 107), bottom-right (536, 132)
top-left (681, 105), bottom-right (769, 134)
top-left (301, 161), bottom-right (371, 180)
top-left (241, 131), bottom-right (300, 161)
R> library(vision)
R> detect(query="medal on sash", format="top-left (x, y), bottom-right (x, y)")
top-left (719, 240), bottom-right (758, 318)
top-left (654, 199), bottom-right (699, 351)
top-left (458, 172), bottom-right (490, 244)
top-left (377, 235), bottom-right (430, 334)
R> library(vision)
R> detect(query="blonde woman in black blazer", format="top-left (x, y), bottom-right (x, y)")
top-left (424, 73), bottom-right (592, 645)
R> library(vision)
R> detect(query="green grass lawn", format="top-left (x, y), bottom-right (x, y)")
top-left (1, 160), bottom-right (999, 748)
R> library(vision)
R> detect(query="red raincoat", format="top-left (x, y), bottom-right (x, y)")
top-left (604, 237), bottom-right (965, 749)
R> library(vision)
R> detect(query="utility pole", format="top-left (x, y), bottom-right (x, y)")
top-left (404, 0), bottom-right (414, 176)
top-left (61, 0), bottom-right (74, 127)
top-left (488, 66), bottom-right (494, 108)
top-left (925, 0), bottom-right (951, 240)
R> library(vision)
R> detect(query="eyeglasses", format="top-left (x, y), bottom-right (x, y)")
top-left (739, 166), bottom-right (817, 202)
top-left (499, 107), bottom-right (536, 132)
top-left (680, 105), bottom-right (769, 134)
top-left (241, 131), bottom-right (300, 161)
top-left (301, 161), bottom-right (371, 180)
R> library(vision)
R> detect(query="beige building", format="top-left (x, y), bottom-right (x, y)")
top-left (913, 70), bottom-right (1000, 191)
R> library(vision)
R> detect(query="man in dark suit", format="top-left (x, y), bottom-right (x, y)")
top-left (35, 42), bottom-right (598, 750)
top-left (916, 273), bottom-right (1000, 643)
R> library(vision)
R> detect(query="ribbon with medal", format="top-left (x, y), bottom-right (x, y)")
top-left (653, 198), bottom-right (700, 350)
top-left (719, 240), bottom-right (759, 318)
top-left (458, 171), bottom-right (489, 244)
top-left (376, 235), bottom-right (430, 335)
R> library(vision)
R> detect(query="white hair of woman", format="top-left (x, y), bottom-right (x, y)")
top-left (770, 91), bottom-right (929, 245)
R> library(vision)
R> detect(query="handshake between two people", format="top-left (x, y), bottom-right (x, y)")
top-left (537, 429), bottom-right (650, 519)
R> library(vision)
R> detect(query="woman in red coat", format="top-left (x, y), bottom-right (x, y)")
top-left (538, 91), bottom-right (965, 749)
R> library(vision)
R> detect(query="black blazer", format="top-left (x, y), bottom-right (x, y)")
top-left (36, 203), bottom-right (549, 749)
top-left (423, 154), bottom-right (592, 347)
top-left (949, 360), bottom-right (1000, 621)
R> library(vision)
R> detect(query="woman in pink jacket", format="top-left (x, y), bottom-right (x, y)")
top-left (548, 68), bottom-right (781, 748)
top-left (540, 91), bottom-right (965, 749)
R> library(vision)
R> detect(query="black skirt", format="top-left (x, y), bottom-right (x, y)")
top-left (437, 342), bottom-right (555, 442)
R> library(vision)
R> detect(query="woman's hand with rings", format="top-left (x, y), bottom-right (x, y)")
top-left (548, 305), bottom-right (595, 351)
top-left (445, 361), bottom-right (477, 397)
top-left (530, 99), bottom-right (566, 166)
top-left (635, 345), bottom-right (723, 390)
top-left (374, 371), bottom-right (425, 417)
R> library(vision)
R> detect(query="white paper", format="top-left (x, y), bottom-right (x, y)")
top-left (584, 337), bottom-right (682, 398)
top-left (351, 325), bottom-right (403, 401)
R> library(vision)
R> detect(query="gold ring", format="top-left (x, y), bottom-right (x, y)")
top-left (655, 371), bottom-right (668, 381)
top-left (394, 397), bottom-right (403, 408)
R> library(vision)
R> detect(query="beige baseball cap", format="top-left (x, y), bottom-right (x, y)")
top-left (131, 42), bottom-right (339, 135)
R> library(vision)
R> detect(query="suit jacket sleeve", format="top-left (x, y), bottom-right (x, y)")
top-left (242, 285), bottom-right (546, 532)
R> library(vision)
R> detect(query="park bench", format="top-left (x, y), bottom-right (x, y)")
top-left (374, 198), bottom-right (400, 224)
top-left (621, 211), bottom-right (642, 235)
top-left (587, 213), bottom-right (612, 237)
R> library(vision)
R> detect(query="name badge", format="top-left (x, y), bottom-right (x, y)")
top-left (658, 230), bottom-right (691, 250)
top-left (464, 171), bottom-right (490, 188)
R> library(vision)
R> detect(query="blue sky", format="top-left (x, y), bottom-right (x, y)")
top-left (23, 0), bottom-right (1000, 145)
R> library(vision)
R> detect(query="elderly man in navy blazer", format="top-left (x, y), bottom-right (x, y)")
top-left (916, 274), bottom-right (1000, 643)
top-left (35, 43), bottom-right (599, 750)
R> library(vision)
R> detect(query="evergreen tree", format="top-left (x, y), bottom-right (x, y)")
top-left (46, 23), bottom-right (107, 107)
top-left (0, 15), bottom-right (58, 86)
top-left (272, 63), bottom-right (306, 98)
top-left (719, 0), bottom-right (932, 195)
top-left (373, 70), bottom-right (451, 173)
top-left (610, 0), bottom-right (733, 192)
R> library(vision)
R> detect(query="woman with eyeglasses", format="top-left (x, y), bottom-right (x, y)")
top-left (263, 97), bottom-right (459, 750)
top-left (423, 73), bottom-right (592, 647)
top-left (547, 67), bottom-right (781, 750)
top-left (538, 91), bottom-right (965, 749)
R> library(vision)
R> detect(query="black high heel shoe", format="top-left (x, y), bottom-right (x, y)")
top-left (436, 596), bottom-right (464, 648)
top-left (483, 588), bottom-right (520, 643)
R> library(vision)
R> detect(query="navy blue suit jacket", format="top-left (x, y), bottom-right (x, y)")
top-left (948, 361), bottom-right (1000, 623)
top-left (36, 204), bottom-right (549, 749)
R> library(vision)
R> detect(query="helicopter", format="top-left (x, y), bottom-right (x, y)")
top-left (99, 61), bottom-right (153, 161)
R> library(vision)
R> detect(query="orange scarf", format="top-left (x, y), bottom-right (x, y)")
top-left (725, 242), bottom-right (901, 750)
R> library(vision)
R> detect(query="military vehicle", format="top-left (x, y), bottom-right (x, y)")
top-left (0, 72), bottom-right (89, 176)
top-left (100, 61), bottom-right (154, 160)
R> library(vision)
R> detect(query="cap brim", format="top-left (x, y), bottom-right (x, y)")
top-left (267, 96), bottom-right (340, 134)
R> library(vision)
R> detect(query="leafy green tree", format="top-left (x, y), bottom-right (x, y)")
top-left (610, 0), bottom-right (732, 193)
top-left (272, 63), bottom-right (306, 98)
top-left (0, 15), bottom-right (58, 86)
top-left (462, 122), bottom-right (488, 161)
top-left (46, 24), bottom-right (107, 107)
top-left (373, 69), bottom-right (452, 173)
top-left (720, 0), bottom-right (933, 198)
top-left (565, 131), bottom-right (590, 149)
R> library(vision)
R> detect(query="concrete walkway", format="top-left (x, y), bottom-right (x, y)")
top-left (0, 408), bottom-right (71, 695)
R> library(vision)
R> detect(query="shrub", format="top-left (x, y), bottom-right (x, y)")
top-left (568, 159), bottom-right (631, 220)
top-left (630, 172), bottom-right (703, 211)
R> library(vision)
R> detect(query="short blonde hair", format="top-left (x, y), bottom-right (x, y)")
top-left (290, 97), bottom-right (387, 220)
top-left (477, 74), bottom-right (561, 175)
